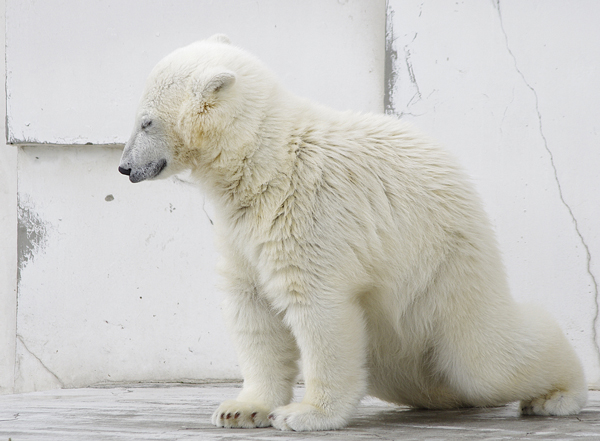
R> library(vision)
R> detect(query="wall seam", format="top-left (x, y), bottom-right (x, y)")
top-left (13, 146), bottom-right (18, 393)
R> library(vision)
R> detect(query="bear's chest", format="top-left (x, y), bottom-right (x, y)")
top-left (216, 194), bottom-right (323, 304)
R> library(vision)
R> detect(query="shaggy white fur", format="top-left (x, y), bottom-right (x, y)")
top-left (119, 35), bottom-right (587, 431)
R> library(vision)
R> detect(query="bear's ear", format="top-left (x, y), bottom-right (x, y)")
top-left (190, 69), bottom-right (236, 103)
top-left (207, 34), bottom-right (231, 45)
top-left (203, 71), bottom-right (236, 95)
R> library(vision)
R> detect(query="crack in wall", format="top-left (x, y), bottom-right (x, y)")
top-left (404, 47), bottom-right (422, 108)
top-left (17, 335), bottom-right (65, 388)
top-left (499, 87), bottom-right (516, 136)
top-left (202, 197), bottom-right (214, 226)
top-left (172, 175), bottom-right (214, 226)
top-left (496, 1), bottom-right (600, 363)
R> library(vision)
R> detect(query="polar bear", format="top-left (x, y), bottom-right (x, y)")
top-left (118, 35), bottom-right (587, 431)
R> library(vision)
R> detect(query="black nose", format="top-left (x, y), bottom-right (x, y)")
top-left (118, 166), bottom-right (131, 176)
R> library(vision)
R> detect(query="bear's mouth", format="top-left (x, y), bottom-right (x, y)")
top-left (119, 159), bottom-right (167, 183)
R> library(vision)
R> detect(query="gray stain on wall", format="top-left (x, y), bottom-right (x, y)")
top-left (384, 1), bottom-right (398, 115)
top-left (17, 196), bottom-right (50, 283)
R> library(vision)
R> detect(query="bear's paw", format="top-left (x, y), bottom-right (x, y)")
top-left (211, 399), bottom-right (271, 428)
top-left (268, 402), bottom-right (348, 431)
top-left (520, 389), bottom-right (586, 416)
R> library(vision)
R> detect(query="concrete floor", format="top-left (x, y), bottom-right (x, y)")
top-left (1, 383), bottom-right (600, 441)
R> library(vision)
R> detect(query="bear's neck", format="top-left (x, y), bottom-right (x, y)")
top-left (197, 93), bottom-right (302, 214)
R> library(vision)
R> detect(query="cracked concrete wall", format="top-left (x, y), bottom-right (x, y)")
top-left (7, 0), bottom-right (598, 396)
top-left (0, 0), bottom-right (18, 396)
top-left (14, 146), bottom-right (240, 391)
top-left (6, 0), bottom-right (385, 393)
top-left (6, 0), bottom-right (385, 145)
top-left (388, 0), bottom-right (600, 385)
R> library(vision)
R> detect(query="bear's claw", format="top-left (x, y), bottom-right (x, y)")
top-left (211, 400), bottom-right (271, 428)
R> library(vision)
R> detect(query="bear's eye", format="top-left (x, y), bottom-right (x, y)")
top-left (141, 120), bottom-right (153, 130)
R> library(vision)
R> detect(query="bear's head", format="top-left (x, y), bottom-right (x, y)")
top-left (118, 34), bottom-right (279, 184)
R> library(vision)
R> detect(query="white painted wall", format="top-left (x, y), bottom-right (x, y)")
top-left (2, 0), bottom-right (599, 395)
top-left (15, 146), bottom-right (237, 391)
top-left (388, 0), bottom-right (600, 386)
top-left (0, 0), bottom-right (18, 396)
top-left (6, 0), bottom-right (385, 144)
top-left (3, 0), bottom-right (386, 393)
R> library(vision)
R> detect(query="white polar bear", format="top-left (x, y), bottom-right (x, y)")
top-left (119, 35), bottom-right (587, 431)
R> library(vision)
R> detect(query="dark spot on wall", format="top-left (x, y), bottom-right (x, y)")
top-left (105, 194), bottom-right (114, 201)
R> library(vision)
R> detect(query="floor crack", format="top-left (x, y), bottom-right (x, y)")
top-left (496, 0), bottom-right (600, 364)
top-left (17, 335), bottom-right (65, 387)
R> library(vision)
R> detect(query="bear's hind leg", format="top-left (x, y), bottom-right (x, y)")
top-left (517, 307), bottom-right (587, 416)
top-left (438, 301), bottom-right (587, 416)
top-left (520, 387), bottom-right (587, 416)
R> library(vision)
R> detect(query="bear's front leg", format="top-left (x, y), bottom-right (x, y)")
top-left (268, 299), bottom-right (368, 431)
top-left (212, 289), bottom-right (300, 428)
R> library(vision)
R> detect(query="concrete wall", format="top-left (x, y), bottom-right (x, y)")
top-left (6, 0), bottom-right (385, 144)
top-left (2, 0), bottom-right (599, 394)
top-left (0, 0), bottom-right (17, 395)
top-left (387, 0), bottom-right (600, 386)
top-left (2, 0), bottom-right (386, 393)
